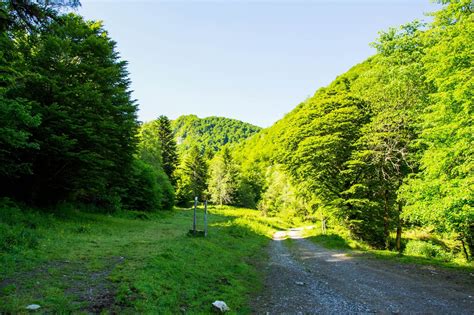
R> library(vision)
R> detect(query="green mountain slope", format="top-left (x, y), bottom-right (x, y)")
top-left (171, 115), bottom-right (262, 153)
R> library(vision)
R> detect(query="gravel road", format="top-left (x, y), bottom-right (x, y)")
top-left (252, 229), bottom-right (474, 314)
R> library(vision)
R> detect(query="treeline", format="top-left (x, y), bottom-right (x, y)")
top-left (0, 1), bottom-right (175, 211)
top-left (182, 1), bottom-right (472, 259)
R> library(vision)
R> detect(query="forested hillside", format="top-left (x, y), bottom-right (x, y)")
top-left (171, 114), bottom-right (261, 154)
top-left (226, 0), bottom-right (473, 260)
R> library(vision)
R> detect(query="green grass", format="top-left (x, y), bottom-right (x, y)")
top-left (0, 203), bottom-right (283, 313)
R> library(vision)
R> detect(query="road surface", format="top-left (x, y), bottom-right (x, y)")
top-left (252, 229), bottom-right (474, 314)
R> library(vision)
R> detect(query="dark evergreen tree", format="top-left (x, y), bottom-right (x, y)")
top-left (0, 14), bottom-right (138, 207)
top-left (0, 0), bottom-right (80, 32)
top-left (155, 115), bottom-right (178, 184)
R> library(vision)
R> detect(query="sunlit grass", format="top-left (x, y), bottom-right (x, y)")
top-left (209, 206), bottom-right (292, 238)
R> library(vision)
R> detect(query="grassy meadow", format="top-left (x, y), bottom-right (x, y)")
top-left (0, 203), bottom-right (288, 314)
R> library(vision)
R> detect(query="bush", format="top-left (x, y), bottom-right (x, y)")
top-left (122, 159), bottom-right (175, 211)
top-left (404, 240), bottom-right (453, 261)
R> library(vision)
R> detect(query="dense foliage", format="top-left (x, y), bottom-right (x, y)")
top-left (208, 147), bottom-right (239, 206)
top-left (0, 12), bottom-right (138, 207)
top-left (0, 2), bottom-right (173, 211)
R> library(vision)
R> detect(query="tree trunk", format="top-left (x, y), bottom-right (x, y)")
top-left (396, 201), bottom-right (402, 253)
top-left (460, 237), bottom-right (469, 261)
top-left (383, 189), bottom-right (390, 250)
top-left (465, 224), bottom-right (474, 261)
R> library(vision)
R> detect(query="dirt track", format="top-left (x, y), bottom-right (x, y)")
top-left (252, 229), bottom-right (474, 314)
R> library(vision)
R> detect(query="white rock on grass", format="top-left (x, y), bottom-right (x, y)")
top-left (212, 300), bottom-right (230, 313)
top-left (26, 304), bottom-right (41, 311)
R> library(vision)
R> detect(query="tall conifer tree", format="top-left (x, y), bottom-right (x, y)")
top-left (155, 115), bottom-right (178, 184)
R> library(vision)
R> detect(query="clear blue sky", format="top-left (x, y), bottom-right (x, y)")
top-left (78, 0), bottom-right (439, 127)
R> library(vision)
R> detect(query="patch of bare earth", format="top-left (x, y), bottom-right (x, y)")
top-left (0, 256), bottom-right (125, 313)
top-left (65, 256), bottom-right (125, 313)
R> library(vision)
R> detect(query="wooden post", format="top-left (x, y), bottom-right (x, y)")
top-left (204, 200), bottom-right (208, 237)
top-left (193, 196), bottom-right (198, 233)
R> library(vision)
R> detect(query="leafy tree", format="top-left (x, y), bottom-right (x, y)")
top-left (175, 146), bottom-right (208, 206)
top-left (135, 122), bottom-right (175, 210)
top-left (277, 82), bottom-right (372, 241)
top-left (0, 31), bottom-right (41, 179)
top-left (208, 146), bottom-right (238, 206)
top-left (122, 159), bottom-right (174, 211)
top-left (235, 178), bottom-right (257, 209)
top-left (349, 21), bottom-right (430, 250)
top-left (257, 165), bottom-right (296, 217)
top-left (137, 121), bottom-right (163, 171)
top-left (401, 0), bottom-right (474, 258)
top-left (123, 159), bottom-right (161, 211)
